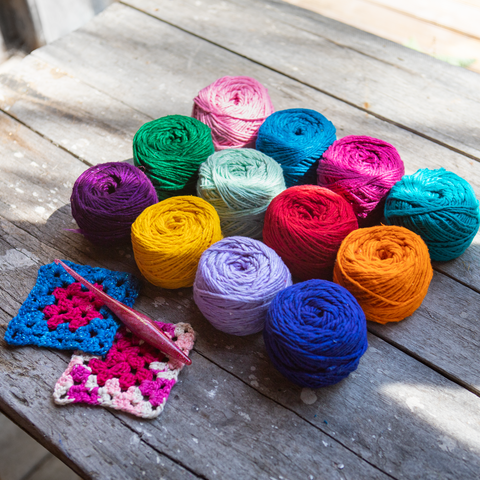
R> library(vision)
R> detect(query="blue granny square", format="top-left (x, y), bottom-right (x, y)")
top-left (4, 261), bottom-right (140, 355)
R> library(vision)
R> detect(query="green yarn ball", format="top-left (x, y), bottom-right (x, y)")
top-left (133, 115), bottom-right (214, 200)
top-left (197, 148), bottom-right (286, 238)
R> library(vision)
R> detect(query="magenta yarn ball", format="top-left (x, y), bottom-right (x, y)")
top-left (317, 135), bottom-right (405, 226)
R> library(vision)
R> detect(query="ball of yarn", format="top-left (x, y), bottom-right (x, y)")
top-left (131, 196), bottom-right (222, 289)
top-left (317, 135), bottom-right (405, 226)
top-left (193, 237), bottom-right (292, 336)
top-left (384, 168), bottom-right (480, 261)
top-left (263, 185), bottom-right (358, 280)
top-left (70, 162), bottom-right (158, 246)
top-left (333, 225), bottom-right (433, 324)
top-left (256, 108), bottom-right (336, 187)
top-left (263, 279), bottom-right (368, 388)
top-left (197, 149), bottom-right (286, 238)
top-left (133, 115), bottom-right (214, 200)
top-left (192, 76), bottom-right (274, 150)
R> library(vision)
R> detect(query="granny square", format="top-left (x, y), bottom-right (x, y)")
top-left (4, 261), bottom-right (140, 355)
top-left (53, 321), bottom-right (195, 419)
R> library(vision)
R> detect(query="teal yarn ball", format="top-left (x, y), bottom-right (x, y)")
top-left (133, 115), bottom-right (214, 200)
top-left (197, 149), bottom-right (286, 238)
top-left (384, 168), bottom-right (480, 261)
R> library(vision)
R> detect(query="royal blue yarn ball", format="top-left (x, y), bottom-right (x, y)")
top-left (256, 108), bottom-right (336, 187)
top-left (263, 279), bottom-right (368, 388)
top-left (384, 168), bottom-right (480, 261)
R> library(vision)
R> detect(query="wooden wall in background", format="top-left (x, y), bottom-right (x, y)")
top-left (0, 0), bottom-right (114, 59)
top-left (0, 0), bottom-right (41, 52)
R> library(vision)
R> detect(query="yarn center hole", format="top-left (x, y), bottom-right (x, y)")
top-left (231, 92), bottom-right (241, 105)
top-left (377, 247), bottom-right (393, 260)
top-left (294, 128), bottom-right (304, 136)
top-left (103, 177), bottom-right (121, 194)
top-left (169, 129), bottom-right (187, 143)
top-left (231, 259), bottom-right (251, 272)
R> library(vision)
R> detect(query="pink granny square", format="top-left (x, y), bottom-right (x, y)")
top-left (54, 321), bottom-right (195, 419)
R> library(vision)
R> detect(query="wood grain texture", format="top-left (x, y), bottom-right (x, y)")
top-left (1, 1), bottom-right (480, 389)
top-left (122, 0), bottom-right (480, 160)
top-left (368, 0), bottom-right (480, 39)
top-left (0, 411), bottom-right (80, 480)
top-left (0, 111), bottom-right (480, 479)
top-left (282, 0), bottom-right (480, 73)
top-left (0, 55), bottom-right (149, 165)
top-left (3, 2), bottom-right (480, 294)
top-left (1, 4), bottom-right (480, 479)
top-left (0, 112), bottom-right (390, 480)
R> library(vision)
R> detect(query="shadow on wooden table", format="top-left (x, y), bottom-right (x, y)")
top-left (1, 198), bottom-right (480, 479)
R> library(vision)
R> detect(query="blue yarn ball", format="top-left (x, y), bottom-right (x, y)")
top-left (263, 279), bottom-right (368, 388)
top-left (384, 168), bottom-right (480, 261)
top-left (256, 108), bottom-right (336, 187)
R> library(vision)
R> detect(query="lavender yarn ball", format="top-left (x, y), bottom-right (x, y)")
top-left (71, 162), bottom-right (158, 245)
top-left (193, 236), bottom-right (292, 336)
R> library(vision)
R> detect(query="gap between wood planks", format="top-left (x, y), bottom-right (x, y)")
top-left (119, 0), bottom-right (480, 164)
top-left (1, 50), bottom-right (480, 395)
top-left (3, 205), bottom-right (480, 403)
top-left (0, 190), bottom-right (478, 478)
top-left (1, 6), bottom-right (480, 475)
top-left (0, 193), bottom-right (395, 478)
top-left (0, 128), bottom-right (478, 477)
top-left (0, 108), bottom-right (96, 169)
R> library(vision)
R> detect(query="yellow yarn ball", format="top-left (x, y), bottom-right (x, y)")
top-left (131, 196), bottom-right (223, 289)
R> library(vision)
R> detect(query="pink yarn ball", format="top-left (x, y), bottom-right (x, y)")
top-left (192, 76), bottom-right (274, 150)
top-left (317, 135), bottom-right (405, 226)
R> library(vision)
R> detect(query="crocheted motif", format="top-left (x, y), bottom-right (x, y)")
top-left (53, 322), bottom-right (195, 419)
top-left (4, 261), bottom-right (140, 355)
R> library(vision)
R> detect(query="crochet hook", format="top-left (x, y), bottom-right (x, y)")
top-left (54, 259), bottom-right (192, 365)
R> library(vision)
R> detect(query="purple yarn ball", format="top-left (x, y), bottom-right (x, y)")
top-left (193, 236), bottom-right (292, 336)
top-left (71, 162), bottom-right (158, 245)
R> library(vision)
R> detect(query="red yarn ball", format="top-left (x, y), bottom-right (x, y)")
top-left (263, 185), bottom-right (358, 280)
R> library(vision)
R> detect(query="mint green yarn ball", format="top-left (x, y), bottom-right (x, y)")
top-left (197, 149), bottom-right (286, 238)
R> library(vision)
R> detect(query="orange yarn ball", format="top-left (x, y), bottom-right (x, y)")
top-left (333, 225), bottom-right (433, 324)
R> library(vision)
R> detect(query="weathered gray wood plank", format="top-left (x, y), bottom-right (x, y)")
top-left (30, 3), bottom-right (480, 191)
top-left (1, 112), bottom-right (480, 479)
top-left (3, 3), bottom-right (480, 295)
top-left (0, 115), bottom-right (389, 480)
top-left (5, 53), bottom-right (480, 392)
top-left (123, 0), bottom-right (480, 161)
top-left (0, 328), bottom-right (201, 480)
top-left (0, 56), bottom-right (149, 165)
top-left (0, 280), bottom-right (386, 480)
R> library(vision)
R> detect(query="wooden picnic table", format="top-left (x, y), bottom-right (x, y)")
top-left (0, 1), bottom-right (480, 478)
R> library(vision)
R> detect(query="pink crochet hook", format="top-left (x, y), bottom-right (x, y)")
top-left (54, 259), bottom-right (192, 365)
